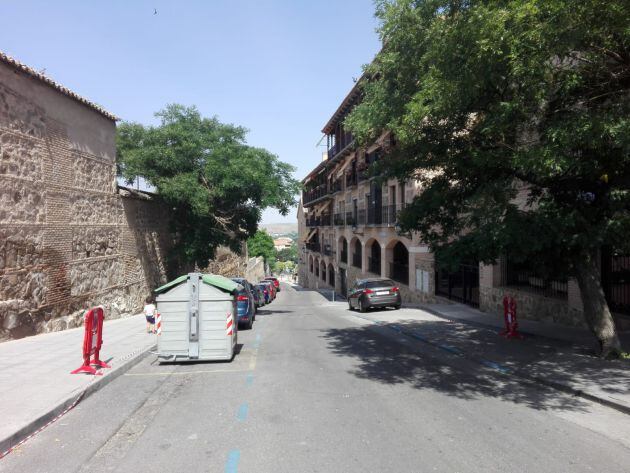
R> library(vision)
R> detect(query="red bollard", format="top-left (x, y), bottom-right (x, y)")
top-left (500, 295), bottom-right (523, 339)
top-left (70, 306), bottom-right (111, 375)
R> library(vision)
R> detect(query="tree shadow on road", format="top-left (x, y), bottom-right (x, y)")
top-left (321, 318), bottom-right (629, 413)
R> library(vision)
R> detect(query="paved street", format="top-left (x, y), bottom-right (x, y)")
top-left (3, 284), bottom-right (630, 473)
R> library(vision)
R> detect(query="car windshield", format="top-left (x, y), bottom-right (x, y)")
top-left (364, 280), bottom-right (395, 289)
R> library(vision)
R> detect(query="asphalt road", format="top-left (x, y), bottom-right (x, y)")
top-left (3, 283), bottom-right (630, 473)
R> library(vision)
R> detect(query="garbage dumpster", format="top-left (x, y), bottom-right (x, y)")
top-left (154, 273), bottom-right (241, 362)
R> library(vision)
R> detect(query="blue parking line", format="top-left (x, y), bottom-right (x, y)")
top-left (438, 344), bottom-right (462, 355)
top-left (225, 450), bottom-right (240, 473)
top-left (246, 373), bottom-right (254, 386)
top-left (480, 359), bottom-right (511, 374)
top-left (237, 403), bottom-right (248, 421)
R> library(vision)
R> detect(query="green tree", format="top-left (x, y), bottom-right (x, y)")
top-left (247, 230), bottom-right (277, 269)
top-left (276, 242), bottom-right (298, 264)
top-left (347, 0), bottom-right (630, 357)
top-left (117, 104), bottom-right (301, 268)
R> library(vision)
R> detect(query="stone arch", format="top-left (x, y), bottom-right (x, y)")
top-left (320, 259), bottom-right (327, 281)
top-left (387, 240), bottom-right (409, 285)
top-left (337, 235), bottom-right (348, 264)
top-left (315, 257), bottom-right (320, 277)
top-left (365, 238), bottom-right (382, 276)
top-left (350, 236), bottom-right (362, 269)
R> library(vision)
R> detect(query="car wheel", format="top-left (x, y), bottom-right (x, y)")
top-left (248, 317), bottom-right (253, 329)
top-left (394, 304), bottom-right (401, 310)
top-left (359, 298), bottom-right (367, 313)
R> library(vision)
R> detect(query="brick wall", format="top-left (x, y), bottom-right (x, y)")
top-left (0, 62), bottom-right (172, 341)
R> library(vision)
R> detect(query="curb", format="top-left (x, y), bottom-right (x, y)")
top-left (349, 311), bottom-right (630, 416)
top-left (0, 343), bottom-right (156, 457)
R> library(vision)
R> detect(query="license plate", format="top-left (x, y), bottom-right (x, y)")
top-left (376, 291), bottom-right (389, 295)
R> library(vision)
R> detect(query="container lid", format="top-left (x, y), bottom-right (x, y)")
top-left (154, 273), bottom-right (242, 294)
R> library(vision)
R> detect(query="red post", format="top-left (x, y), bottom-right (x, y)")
top-left (501, 295), bottom-right (523, 339)
top-left (71, 306), bottom-right (111, 375)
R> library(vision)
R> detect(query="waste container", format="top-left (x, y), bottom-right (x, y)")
top-left (154, 273), bottom-right (241, 362)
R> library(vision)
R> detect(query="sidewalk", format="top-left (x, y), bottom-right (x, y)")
top-left (346, 300), bottom-right (630, 414)
top-left (0, 314), bottom-right (156, 456)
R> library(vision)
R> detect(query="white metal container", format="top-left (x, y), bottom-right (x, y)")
top-left (155, 273), bottom-right (240, 362)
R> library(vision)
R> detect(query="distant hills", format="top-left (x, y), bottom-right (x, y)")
top-left (259, 222), bottom-right (298, 236)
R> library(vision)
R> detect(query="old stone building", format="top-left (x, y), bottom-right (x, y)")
top-left (298, 73), bottom-right (630, 330)
top-left (0, 52), bottom-right (172, 340)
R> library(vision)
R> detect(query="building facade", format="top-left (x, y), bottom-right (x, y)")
top-left (0, 52), bottom-right (173, 340)
top-left (297, 78), bottom-right (630, 330)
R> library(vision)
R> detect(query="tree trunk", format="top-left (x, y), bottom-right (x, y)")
top-left (574, 248), bottom-right (622, 358)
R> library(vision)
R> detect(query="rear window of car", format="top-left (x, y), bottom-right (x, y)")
top-left (364, 280), bottom-right (395, 289)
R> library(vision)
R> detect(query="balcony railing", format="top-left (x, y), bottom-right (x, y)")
top-left (305, 216), bottom-right (320, 227)
top-left (305, 241), bottom-right (321, 253)
top-left (329, 180), bottom-right (342, 194)
top-left (320, 213), bottom-right (331, 227)
top-left (368, 257), bottom-right (381, 275)
top-left (367, 204), bottom-right (383, 225)
top-left (345, 172), bottom-right (357, 188)
top-left (323, 244), bottom-right (332, 257)
top-left (346, 212), bottom-right (355, 227)
top-left (303, 184), bottom-right (329, 206)
top-left (389, 262), bottom-right (409, 285)
top-left (328, 131), bottom-right (354, 160)
top-left (357, 209), bottom-right (366, 226)
top-left (334, 213), bottom-right (345, 226)
top-left (383, 204), bottom-right (406, 226)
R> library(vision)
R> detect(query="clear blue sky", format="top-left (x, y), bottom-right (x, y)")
top-left (0, 0), bottom-right (381, 224)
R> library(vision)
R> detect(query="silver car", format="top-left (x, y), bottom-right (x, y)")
top-left (347, 278), bottom-right (402, 312)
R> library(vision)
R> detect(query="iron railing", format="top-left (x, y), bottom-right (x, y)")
top-left (602, 249), bottom-right (630, 314)
top-left (328, 131), bottom-right (354, 160)
top-left (333, 213), bottom-right (345, 226)
top-left (502, 257), bottom-right (567, 298)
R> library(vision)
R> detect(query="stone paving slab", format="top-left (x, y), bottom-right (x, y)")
top-left (0, 314), bottom-right (156, 455)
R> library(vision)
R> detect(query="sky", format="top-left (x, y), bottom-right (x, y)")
top-left (0, 0), bottom-right (381, 224)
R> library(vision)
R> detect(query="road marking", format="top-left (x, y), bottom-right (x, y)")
top-left (248, 350), bottom-right (258, 370)
top-left (246, 373), bottom-right (254, 386)
top-left (237, 403), bottom-right (248, 421)
top-left (225, 450), bottom-right (240, 473)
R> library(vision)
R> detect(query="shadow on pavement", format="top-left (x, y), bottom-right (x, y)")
top-left (321, 317), bottom-right (629, 413)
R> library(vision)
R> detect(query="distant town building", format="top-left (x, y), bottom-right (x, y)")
top-left (274, 237), bottom-right (293, 251)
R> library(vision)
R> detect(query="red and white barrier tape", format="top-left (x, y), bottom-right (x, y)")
top-left (226, 312), bottom-right (234, 336)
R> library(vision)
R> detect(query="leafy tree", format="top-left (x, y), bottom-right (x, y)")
top-left (117, 105), bottom-right (301, 268)
top-left (247, 230), bottom-right (277, 269)
top-left (277, 243), bottom-right (298, 264)
top-left (347, 0), bottom-right (630, 356)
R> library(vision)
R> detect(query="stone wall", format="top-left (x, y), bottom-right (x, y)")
top-left (479, 286), bottom-right (586, 328)
top-left (0, 60), bottom-right (172, 341)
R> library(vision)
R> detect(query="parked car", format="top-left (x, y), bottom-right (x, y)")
top-left (254, 284), bottom-right (266, 307)
top-left (230, 278), bottom-right (256, 329)
top-left (257, 283), bottom-right (271, 305)
top-left (264, 276), bottom-right (280, 292)
top-left (260, 280), bottom-right (276, 302)
top-left (347, 278), bottom-right (401, 312)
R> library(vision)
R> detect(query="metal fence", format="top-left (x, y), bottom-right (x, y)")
top-left (501, 258), bottom-right (567, 298)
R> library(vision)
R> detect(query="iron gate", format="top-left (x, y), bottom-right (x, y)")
top-left (435, 263), bottom-right (480, 307)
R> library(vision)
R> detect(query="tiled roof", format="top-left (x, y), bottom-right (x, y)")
top-left (0, 51), bottom-right (118, 121)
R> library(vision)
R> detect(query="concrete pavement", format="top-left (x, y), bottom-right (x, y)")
top-left (3, 283), bottom-right (630, 472)
top-left (0, 313), bottom-right (156, 456)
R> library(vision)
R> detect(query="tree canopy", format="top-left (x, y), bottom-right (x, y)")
top-left (346, 0), bottom-right (630, 356)
top-left (247, 230), bottom-right (277, 268)
top-left (117, 104), bottom-right (301, 268)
